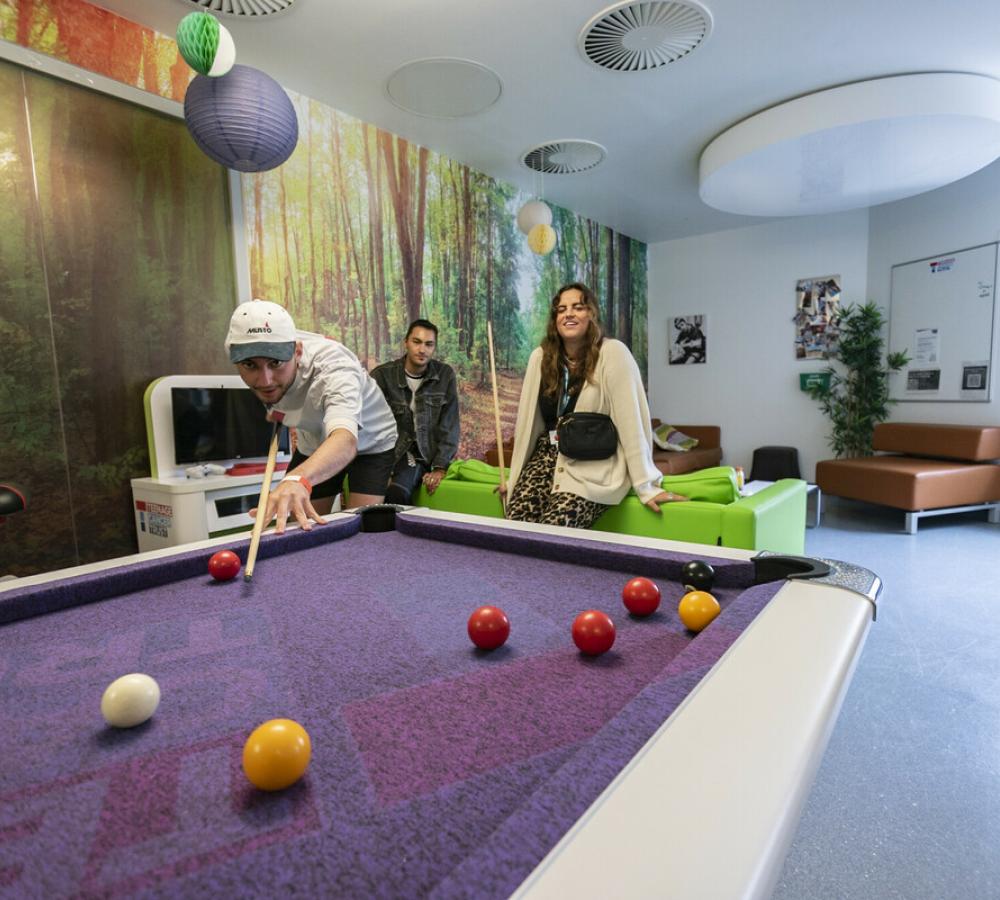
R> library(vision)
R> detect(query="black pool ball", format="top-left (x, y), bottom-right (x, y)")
top-left (681, 560), bottom-right (715, 592)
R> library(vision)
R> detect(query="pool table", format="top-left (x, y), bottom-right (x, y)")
top-left (0, 508), bottom-right (879, 898)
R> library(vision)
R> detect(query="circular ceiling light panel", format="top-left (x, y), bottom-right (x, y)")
top-left (386, 58), bottom-right (502, 118)
top-left (699, 73), bottom-right (1000, 217)
top-left (181, 0), bottom-right (295, 16)
top-left (579, 0), bottom-right (712, 72)
top-left (522, 140), bottom-right (607, 174)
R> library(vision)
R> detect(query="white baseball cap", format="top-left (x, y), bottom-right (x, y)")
top-left (226, 299), bottom-right (297, 364)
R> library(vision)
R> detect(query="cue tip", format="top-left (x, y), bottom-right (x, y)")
top-left (243, 573), bottom-right (253, 583)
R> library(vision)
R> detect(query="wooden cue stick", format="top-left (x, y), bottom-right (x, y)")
top-left (244, 420), bottom-right (282, 582)
top-left (486, 321), bottom-right (508, 515)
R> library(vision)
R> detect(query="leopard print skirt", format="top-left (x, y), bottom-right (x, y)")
top-left (507, 434), bottom-right (608, 529)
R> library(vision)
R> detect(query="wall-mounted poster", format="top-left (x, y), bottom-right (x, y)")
top-left (794, 274), bottom-right (841, 359)
top-left (669, 315), bottom-right (707, 365)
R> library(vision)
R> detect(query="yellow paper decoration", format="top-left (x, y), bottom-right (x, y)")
top-left (528, 223), bottom-right (556, 256)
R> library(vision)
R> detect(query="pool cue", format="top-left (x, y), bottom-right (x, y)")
top-left (486, 321), bottom-right (508, 515)
top-left (244, 420), bottom-right (282, 582)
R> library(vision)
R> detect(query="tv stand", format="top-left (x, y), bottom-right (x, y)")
top-left (134, 375), bottom-right (298, 550)
top-left (131, 472), bottom-right (278, 552)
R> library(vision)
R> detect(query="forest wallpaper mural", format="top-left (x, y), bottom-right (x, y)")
top-left (0, 0), bottom-right (647, 576)
top-left (242, 91), bottom-right (647, 460)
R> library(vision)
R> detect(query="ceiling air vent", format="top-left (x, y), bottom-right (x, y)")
top-left (180, 0), bottom-right (296, 17)
top-left (579, 0), bottom-right (712, 72)
top-left (522, 140), bottom-right (607, 175)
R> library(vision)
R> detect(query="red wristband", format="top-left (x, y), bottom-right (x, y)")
top-left (282, 474), bottom-right (313, 496)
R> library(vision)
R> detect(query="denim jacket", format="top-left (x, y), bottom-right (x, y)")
top-left (369, 357), bottom-right (460, 470)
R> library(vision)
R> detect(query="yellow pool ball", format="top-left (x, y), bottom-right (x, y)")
top-left (678, 590), bottom-right (720, 633)
top-left (242, 719), bottom-right (312, 791)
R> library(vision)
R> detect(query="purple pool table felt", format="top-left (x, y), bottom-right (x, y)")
top-left (0, 515), bottom-right (782, 897)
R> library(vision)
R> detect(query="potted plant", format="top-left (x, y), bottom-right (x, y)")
top-left (806, 301), bottom-right (910, 457)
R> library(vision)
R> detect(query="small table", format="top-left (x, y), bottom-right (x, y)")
top-left (743, 480), bottom-right (822, 527)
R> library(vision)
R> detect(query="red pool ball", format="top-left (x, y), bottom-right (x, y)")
top-left (467, 605), bottom-right (510, 650)
top-left (572, 610), bottom-right (616, 656)
top-left (208, 550), bottom-right (241, 581)
top-left (622, 577), bottom-right (661, 616)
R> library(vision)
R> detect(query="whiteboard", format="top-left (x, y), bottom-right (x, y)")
top-left (888, 242), bottom-right (997, 402)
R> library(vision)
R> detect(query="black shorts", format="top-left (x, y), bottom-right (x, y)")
top-left (288, 447), bottom-right (395, 500)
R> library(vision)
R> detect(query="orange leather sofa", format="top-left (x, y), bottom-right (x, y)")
top-left (815, 422), bottom-right (1000, 533)
top-left (650, 422), bottom-right (722, 476)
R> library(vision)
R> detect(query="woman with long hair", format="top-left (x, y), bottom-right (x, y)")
top-left (503, 282), bottom-right (686, 528)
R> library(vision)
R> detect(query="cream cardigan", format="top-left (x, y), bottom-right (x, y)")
top-left (507, 340), bottom-right (664, 506)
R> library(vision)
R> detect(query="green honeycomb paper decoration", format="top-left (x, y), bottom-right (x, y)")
top-left (176, 12), bottom-right (236, 78)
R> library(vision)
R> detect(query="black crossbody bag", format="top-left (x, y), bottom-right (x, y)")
top-left (557, 412), bottom-right (619, 460)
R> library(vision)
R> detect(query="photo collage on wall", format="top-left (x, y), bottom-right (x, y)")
top-left (794, 275), bottom-right (841, 359)
top-left (669, 315), bottom-right (707, 365)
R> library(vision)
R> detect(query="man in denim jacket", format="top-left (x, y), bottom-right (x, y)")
top-left (370, 319), bottom-right (460, 504)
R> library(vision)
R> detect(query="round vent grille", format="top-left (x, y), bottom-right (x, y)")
top-left (180, 0), bottom-right (295, 17)
top-left (579, 0), bottom-right (712, 72)
top-left (522, 140), bottom-right (607, 174)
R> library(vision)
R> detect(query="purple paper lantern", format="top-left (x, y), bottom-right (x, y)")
top-left (184, 64), bottom-right (298, 173)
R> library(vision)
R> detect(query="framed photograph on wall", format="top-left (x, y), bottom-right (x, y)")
top-left (669, 315), bottom-right (707, 365)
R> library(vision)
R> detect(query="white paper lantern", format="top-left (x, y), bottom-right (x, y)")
top-left (517, 200), bottom-right (552, 235)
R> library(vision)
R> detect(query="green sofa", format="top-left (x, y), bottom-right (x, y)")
top-left (413, 462), bottom-right (806, 554)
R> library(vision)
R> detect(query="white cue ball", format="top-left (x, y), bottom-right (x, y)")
top-left (101, 673), bottom-right (161, 728)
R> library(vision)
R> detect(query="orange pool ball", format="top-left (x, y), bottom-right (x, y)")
top-left (677, 590), bottom-right (720, 633)
top-left (242, 719), bottom-right (312, 791)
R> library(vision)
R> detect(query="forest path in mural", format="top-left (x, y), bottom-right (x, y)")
top-left (455, 369), bottom-right (522, 461)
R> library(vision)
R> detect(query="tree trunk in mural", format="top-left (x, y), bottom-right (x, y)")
top-left (616, 233), bottom-right (632, 345)
top-left (380, 131), bottom-right (428, 325)
top-left (253, 175), bottom-right (264, 293)
top-left (306, 109), bottom-right (318, 321)
top-left (363, 124), bottom-right (388, 356)
top-left (447, 162), bottom-right (465, 350)
top-left (587, 220), bottom-right (600, 300)
top-left (17, 0), bottom-right (37, 45)
top-left (279, 167), bottom-right (295, 306)
top-left (605, 227), bottom-right (616, 337)
top-left (333, 113), bottom-right (364, 352)
top-left (460, 167), bottom-right (475, 357)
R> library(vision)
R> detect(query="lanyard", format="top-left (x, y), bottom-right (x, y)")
top-left (558, 365), bottom-right (572, 417)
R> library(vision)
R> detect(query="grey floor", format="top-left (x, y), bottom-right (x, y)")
top-left (772, 497), bottom-right (1000, 899)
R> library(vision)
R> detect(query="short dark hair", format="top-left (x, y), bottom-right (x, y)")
top-left (405, 319), bottom-right (438, 339)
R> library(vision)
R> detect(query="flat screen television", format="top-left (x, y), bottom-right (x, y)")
top-left (171, 387), bottom-right (290, 465)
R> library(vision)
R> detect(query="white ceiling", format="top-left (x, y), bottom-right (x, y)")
top-left (90, 0), bottom-right (1000, 244)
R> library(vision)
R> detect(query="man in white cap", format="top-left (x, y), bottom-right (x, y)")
top-left (225, 299), bottom-right (397, 532)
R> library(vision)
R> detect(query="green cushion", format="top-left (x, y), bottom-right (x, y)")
top-left (442, 458), bottom-right (737, 504)
top-left (659, 466), bottom-right (739, 504)
top-left (445, 459), bottom-right (509, 484)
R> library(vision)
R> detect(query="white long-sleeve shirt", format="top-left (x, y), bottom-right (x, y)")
top-left (268, 331), bottom-right (397, 457)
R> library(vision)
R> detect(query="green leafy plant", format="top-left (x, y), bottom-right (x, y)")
top-left (807, 301), bottom-right (910, 457)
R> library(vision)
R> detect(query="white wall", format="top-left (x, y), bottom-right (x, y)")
top-left (866, 163), bottom-right (1000, 425)
top-left (648, 160), bottom-right (1000, 481)
top-left (647, 210), bottom-right (870, 481)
